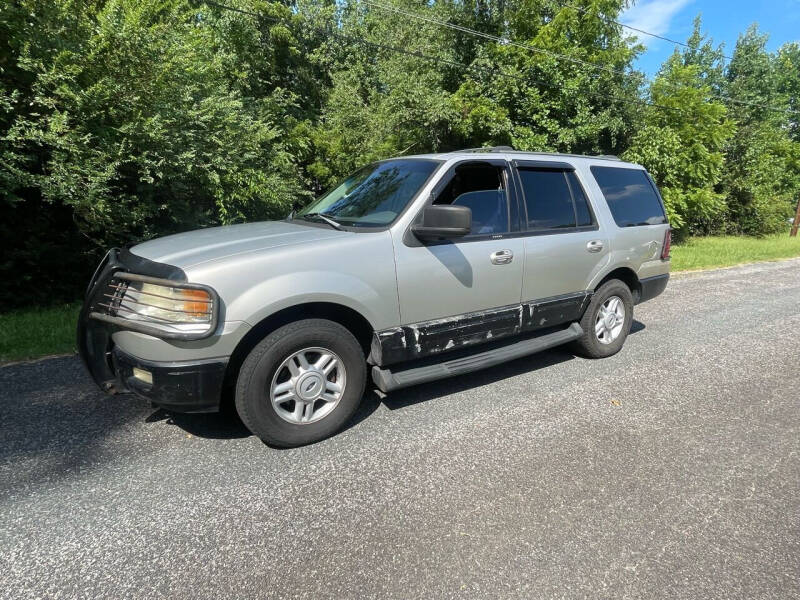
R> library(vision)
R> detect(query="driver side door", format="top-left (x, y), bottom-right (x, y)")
top-left (390, 159), bottom-right (525, 360)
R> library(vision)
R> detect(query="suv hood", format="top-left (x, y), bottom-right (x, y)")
top-left (130, 221), bottom-right (343, 270)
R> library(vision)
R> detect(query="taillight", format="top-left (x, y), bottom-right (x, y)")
top-left (661, 229), bottom-right (671, 260)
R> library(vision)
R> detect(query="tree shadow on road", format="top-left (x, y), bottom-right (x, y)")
top-left (344, 346), bottom-right (576, 432)
top-left (344, 319), bottom-right (646, 430)
top-left (0, 321), bottom-right (648, 478)
top-left (157, 408), bottom-right (252, 440)
top-left (165, 319), bottom-right (648, 441)
top-left (0, 356), bottom-right (153, 497)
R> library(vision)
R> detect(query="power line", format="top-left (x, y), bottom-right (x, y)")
top-left (201, 0), bottom-right (551, 86)
top-left (200, 0), bottom-right (694, 120)
top-left (558, 0), bottom-right (736, 63)
top-left (362, 0), bottom-right (636, 80)
top-left (361, 0), bottom-right (797, 115)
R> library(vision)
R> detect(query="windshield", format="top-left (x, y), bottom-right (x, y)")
top-left (297, 159), bottom-right (440, 227)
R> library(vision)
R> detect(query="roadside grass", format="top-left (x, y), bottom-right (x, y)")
top-left (1, 234), bottom-right (799, 363)
top-left (0, 303), bottom-right (81, 363)
top-left (671, 233), bottom-right (800, 272)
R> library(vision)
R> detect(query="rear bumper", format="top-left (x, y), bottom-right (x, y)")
top-left (638, 273), bottom-right (669, 304)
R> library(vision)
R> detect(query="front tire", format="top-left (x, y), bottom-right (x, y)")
top-left (235, 319), bottom-right (366, 447)
top-left (573, 279), bottom-right (634, 359)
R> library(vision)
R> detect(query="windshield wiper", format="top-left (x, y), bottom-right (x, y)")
top-left (300, 212), bottom-right (343, 230)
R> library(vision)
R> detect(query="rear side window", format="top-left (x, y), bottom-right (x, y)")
top-left (590, 166), bottom-right (667, 227)
top-left (518, 168), bottom-right (596, 231)
top-left (519, 169), bottom-right (576, 229)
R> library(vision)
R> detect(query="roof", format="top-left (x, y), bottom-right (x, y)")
top-left (400, 147), bottom-right (640, 168)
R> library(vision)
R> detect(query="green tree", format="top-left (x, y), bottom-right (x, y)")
top-left (623, 50), bottom-right (734, 235)
top-left (450, 0), bottom-right (645, 155)
top-left (721, 26), bottom-right (798, 235)
top-left (307, 0), bottom-right (646, 188)
top-left (776, 42), bottom-right (800, 142)
top-left (0, 0), bottom-right (313, 307)
top-left (305, 0), bottom-right (484, 187)
top-left (681, 15), bottom-right (726, 92)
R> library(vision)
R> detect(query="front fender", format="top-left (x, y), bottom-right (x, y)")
top-left (228, 270), bottom-right (396, 331)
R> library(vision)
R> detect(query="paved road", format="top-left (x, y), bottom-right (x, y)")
top-left (1, 260), bottom-right (799, 599)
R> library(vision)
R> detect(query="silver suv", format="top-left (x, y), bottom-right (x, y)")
top-left (78, 148), bottom-right (670, 447)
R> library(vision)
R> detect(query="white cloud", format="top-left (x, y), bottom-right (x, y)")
top-left (620, 0), bottom-right (693, 47)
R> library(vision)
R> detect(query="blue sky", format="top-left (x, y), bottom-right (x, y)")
top-left (619, 0), bottom-right (800, 76)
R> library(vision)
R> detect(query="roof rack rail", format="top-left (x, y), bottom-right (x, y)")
top-left (443, 148), bottom-right (624, 161)
top-left (453, 146), bottom-right (516, 153)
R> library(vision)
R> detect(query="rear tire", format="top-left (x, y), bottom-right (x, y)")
top-left (573, 279), bottom-right (634, 359)
top-left (235, 319), bottom-right (366, 447)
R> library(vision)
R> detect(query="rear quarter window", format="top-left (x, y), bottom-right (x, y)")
top-left (590, 166), bottom-right (667, 227)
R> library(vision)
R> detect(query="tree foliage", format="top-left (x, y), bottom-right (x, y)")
top-left (1, 0), bottom-right (799, 308)
top-left (623, 25), bottom-right (734, 235)
top-left (720, 26), bottom-right (799, 235)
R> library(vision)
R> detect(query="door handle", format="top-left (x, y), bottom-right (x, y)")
top-left (586, 240), bottom-right (604, 253)
top-left (490, 249), bottom-right (514, 265)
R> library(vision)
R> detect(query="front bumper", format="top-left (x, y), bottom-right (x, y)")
top-left (111, 348), bottom-right (226, 413)
top-left (77, 248), bottom-right (227, 413)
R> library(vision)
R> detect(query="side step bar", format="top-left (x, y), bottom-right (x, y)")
top-left (371, 322), bottom-right (583, 392)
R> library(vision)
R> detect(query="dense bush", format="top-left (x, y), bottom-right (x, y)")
top-left (1, 0), bottom-right (798, 308)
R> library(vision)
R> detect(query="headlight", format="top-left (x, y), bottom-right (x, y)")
top-left (94, 271), bottom-right (218, 339)
top-left (122, 282), bottom-right (213, 325)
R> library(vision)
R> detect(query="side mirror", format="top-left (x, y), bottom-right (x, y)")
top-left (411, 205), bottom-right (472, 242)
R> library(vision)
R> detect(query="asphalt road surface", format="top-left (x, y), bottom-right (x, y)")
top-left (2, 259), bottom-right (799, 599)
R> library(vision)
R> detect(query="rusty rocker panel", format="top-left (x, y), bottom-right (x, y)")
top-left (370, 291), bottom-right (591, 366)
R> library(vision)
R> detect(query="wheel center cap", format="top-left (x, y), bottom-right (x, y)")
top-left (604, 313), bottom-right (616, 329)
top-left (296, 372), bottom-right (324, 401)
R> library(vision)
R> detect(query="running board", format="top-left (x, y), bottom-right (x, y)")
top-left (371, 322), bottom-right (583, 392)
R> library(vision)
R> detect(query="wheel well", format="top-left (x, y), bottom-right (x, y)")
top-left (220, 302), bottom-right (374, 412)
top-left (596, 267), bottom-right (641, 302)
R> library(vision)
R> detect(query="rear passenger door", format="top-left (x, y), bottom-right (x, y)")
top-left (513, 160), bottom-right (610, 309)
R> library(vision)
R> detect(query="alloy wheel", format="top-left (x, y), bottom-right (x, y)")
top-left (269, 347), bottom-right (346, 424)
top-left (595, 295), bottom-right (625, 345)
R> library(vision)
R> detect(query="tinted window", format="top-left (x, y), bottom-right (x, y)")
top-left (591, 166), bottom-right (667, 227)
top-left (519, 169), bottom-right (575, 229)
top-left (453, 190), bottom-right (509, 235)
top-left (567, 172), bottom-right (593, 226)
